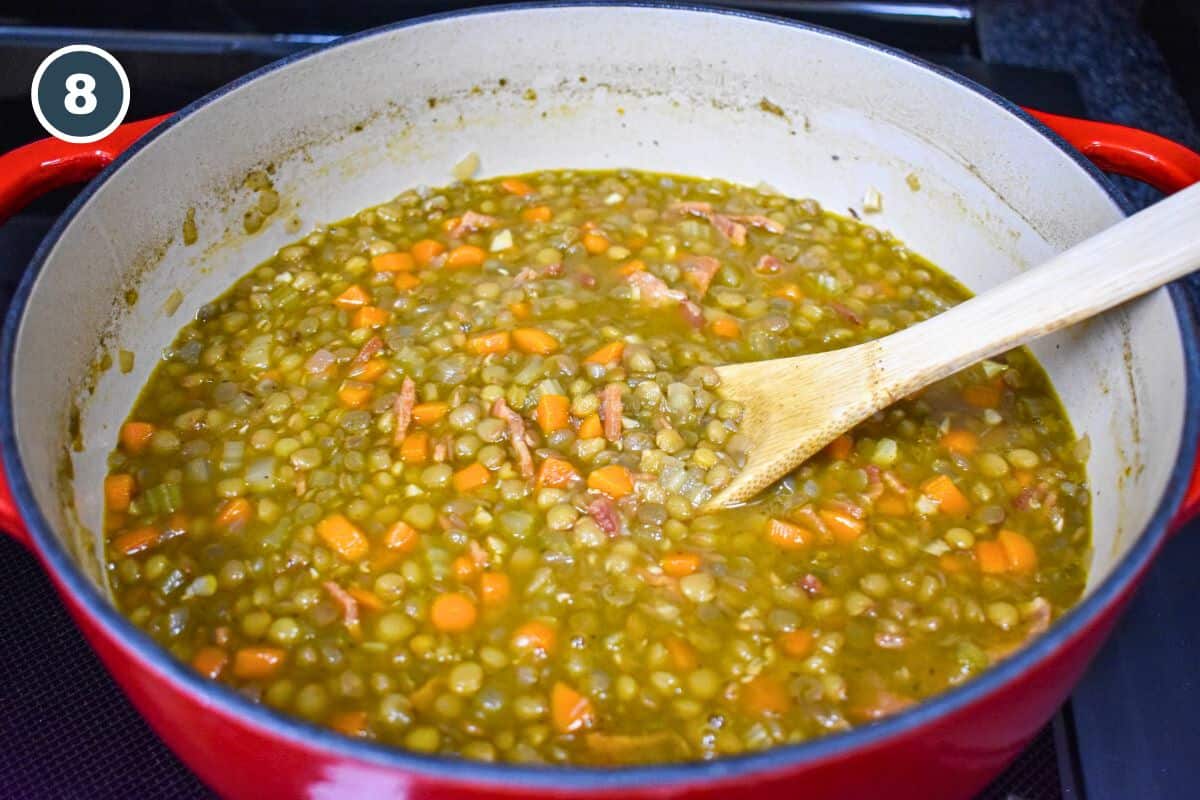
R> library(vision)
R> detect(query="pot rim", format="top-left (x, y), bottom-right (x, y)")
top-left (3, 2), bottom-right (1197, 791)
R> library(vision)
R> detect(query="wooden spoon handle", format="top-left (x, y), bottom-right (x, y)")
top-left (874, 181), bottom-right (1200, 398)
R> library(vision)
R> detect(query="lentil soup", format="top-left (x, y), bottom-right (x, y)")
top-left (102, 170), bottom-right (1090, 765)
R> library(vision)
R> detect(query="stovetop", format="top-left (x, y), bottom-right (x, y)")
top-left (0, 2), bottom-right (1198, 798)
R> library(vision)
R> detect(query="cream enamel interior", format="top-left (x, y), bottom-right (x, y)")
top-left (9, 6), bottom-right (1185, 602)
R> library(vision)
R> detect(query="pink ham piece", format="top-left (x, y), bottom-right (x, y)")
top-left (830, 301), bottom-right (864, 326)
top-left (799, 573), bottom-right (825, 597)
top-left (756, 254), bottom-right (784, 274)
top-left (513, 267), bottom-right (540, 284)
top-left (680, 299), bottom-right (705, 329)
top-left (323, 581), bottom-right (359, 629)
top-left (670, 201), bottom-right (715, 217)
top-left (707, 213), bottom-right (747, 246)
top-left (729, 214), bottom-right (785, 234)
top-left (680, 255), bottom-right (721, 297)
top-left (392, 377), bottom-right (416, 446)
top-left (600, 384), bottom-right (623, 443)
top-left (587, 496), bottom-right (621, 535)
top-left (449, 210), bottom-right (498, 238)
top-left (626, 270), bottom-right (686, 305)
top-left (492, 397), bottom-right (534, 479)
top-left (352, 335), bottom-right (384, 365)
top-left (304, 348), bottom-right (336, 376)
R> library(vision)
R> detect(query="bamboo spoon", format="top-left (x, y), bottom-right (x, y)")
top-left (704, 181), bottom-right (1200, 510)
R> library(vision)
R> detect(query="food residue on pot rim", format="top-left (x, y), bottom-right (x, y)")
top-left (182, 207), bottom-right (198, 245)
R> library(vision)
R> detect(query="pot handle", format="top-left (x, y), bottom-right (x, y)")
top-left (1029, 108), bottom-right (1200, 529)
top-left (0, 115), bottom-right (169, 546)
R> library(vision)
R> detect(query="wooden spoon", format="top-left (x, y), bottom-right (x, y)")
top-left (704, 182), bottom-right (1200, 510)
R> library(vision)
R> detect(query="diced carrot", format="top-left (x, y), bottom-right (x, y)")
top-left (215, 497), bottom-right (253, 532)
top-left (940, 429), bottom-right (978, 456)
top-left (875, 492), bottom-right (908, 516)
top-left (369, 549), bottom-right (402, 572)
top-left (452, 462), bottom-right (491, 492)
top-left (399, 432), bottom-right (429, 464)
top-left (112, 525), bottom-right (160, 556)
top-left (164, 511), bottom-right (190, 537)
top-left (664, 636), bottom-right (698, 671)
top-left (329, 710), bottom-right (369, 738)
top-left (975, 540), bottom-right (1008, 574)
top-left (582, 232), bottom-right (610, 254)
top-left (348, 358), bottom-right (388, 383)
top-left (771, 283), bottom-right (805, 302)
top-left (660, 552), bottom-right (702, 578)
top-left (384, 521), bottom-right (420, 553)
top-left (521, 205), bottom-right (552, 222)
top-left (430, 592), bottom-right (477, 632)
top-left (820, 509), bottom-right (865, 544)
top-left (512, 620), bottom-right (557, 655)
top-left (551, 682), bottom-right (595, 734)
top-left (232, 647), bottom-right (286, 680)
top-left (191, 646), bottom-right (229, 679)
top-left (536, 456), bottom-right (580, 489)
top-left (411, 239), bottom-right (446, 266)
top-left (479, 571), bottom-right (511, 607)
top-left (441, 216), bottom-right (461, 233)
top-left (453, 555), bottom-right (479, 582)
top-left (711, 317), bottom-right (741, 339)
top-left (826, 434), bottom-right (854, 461)
top-left (371, 252), bottom-right (415, 273)
top-left (105, 511), bottom-right (127, 533)
top-left (445, 244), bottom-right (486, 269)
top-left (467, 330), bottom-right (511, 356)
top-left (334, 284), bottom-right (370, 310)
top-left (587, 465), bottom-right (633, 499)
top-left (337, 380), bottom-right (373, 409)
top-left (922, 475), bottom-right (971, 515)
top-left (412, 402), bottom-right (449, 426)
top-left (393, 272), bottom-right (421, 292)
top-left (584, 341), bottom-right (625, 366)
top-left (939, 552), bottom-right (967, 574)
top-left (119, 421), bottom-right (156, 454)
top-left (105, 474), bottom-right (136, 512)
top-left (741, 674), bottom-right (790, 716)
top-left (352, 306), bottom-right (390, 329)
top-left (508, 301), bottom-right (532, 320)
top-left (501, 178), bottom-right (535, 197)
top-left (512, 327), bottom-right (560, 355)
top-left (535, 394), bottom-right (571, 433)
top-left (316, 514), bottom-right (370, 562)
top-left (1013, 470), bottom-right (1035, 488)
top-left (963, 383), bottom-right (1002, 409)
top-left (997, 529), bottom-right (1038, 574)
top-left (777, 629), bottom-right (814, 659)
top-left (765, 518), bottom-right (812, 550)
top-left (577, 414), bottom-right (603, 440)
top-left (347, 587), bottom-right (385, 612)
top-left (616, 259), bottom-right (646, 277)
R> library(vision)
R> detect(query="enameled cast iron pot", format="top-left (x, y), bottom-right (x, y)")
top-left (2, 6), bottom-right (1200, 798)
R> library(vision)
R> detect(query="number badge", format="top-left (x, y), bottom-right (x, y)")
top-left (31, 44), bottom-right (130, 144)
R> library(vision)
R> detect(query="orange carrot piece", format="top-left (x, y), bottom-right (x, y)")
top-left (191, 646), bottom-right (229, 679)
top-left (371, 252), bottom-right (415, 273)
top-left (508, 301), bottom-right (532, 320)
top-left (512, 620), bottom-right (558, 655)
top-left (660, 552), bottom-right (702, 578)
top-left (535, 394), bottom-right (571, 433)
top-left (771, 283), bottom-right (805, 302)
top-left (975, 540), bottom-right (1008, 574)
top-left (826, 434), bottom-right (854, 461)
top-left (393, 272), bottom-right (421, 292)
top-left (446, 244), bottom-right (486, 269)
top-left (411, 239), bottom-right (446, 266)
top-left (430, 592), bottom-right (477, 632)
top-left (352, 306), bottom-right (390, 329)
top-left (741, 674), bottom-right (791, 716)
top-left (577, 414), bottom-right (603, 440)
top-left (664, 636), bottom-right (698, 671)
top-left (215, 497), bottom-right (253, 532)
top-left (616, 259), bottom-right (646, 277)
top-left (940, 552), bottom-right (967, 574)
top-left (467, 330), bottom-right (511, 356)
top-left (412, 402), bottom-right (448, 426)
top-left (479, 571), bottom-right (511, 607)
top-left (875, 492), bottom-right (908, 516)
top-left (112, 525), bottom-right (160, 556)
top-left (334, 284), bottom-right (370, 310)
top-left (551, 682), bottom-right (595, 734)
top-left (522, 205), bottom-right (552, 223)
top-left (452, 555), bottom-right (479, 582)
top-left (711, 317), bottom-right (741, 339)
top-left (348, 358), bottom-right (388, 383)
top-left (765, 518), bottom-right (813, 550)
top-left (119, 421), bottom-right (156, 454)
top-left (399, 432), bottom-right (429, 464)
top-left (940, 429), bottom-right (978, 456)
top-left (536, 456), bottom-right (580, 489)
top-left (232, 647), bottom-right (286, 680)
top-left (105, 474), bottom-right (136, 512)
top-left (582, 232), bottom-right (610, 254)
top-left (922, 474), bottom-right (971, 515)
top-left (316, 514), bottom-right (370, 562)
top-left (347, 587), bottom-right (385, 612)
top-left (587, 464), bottom-right (633, 499)
top-left (329, 710), bottom-right (369, 738)
top-left (997, 529), bottom-right (1038, 574)
top-left (512, 327), bottom-right (560, 355)
top-left (777, 629), bottom-right (814, 659)
top-left (384, 521), bottom-right (420, 553)
top-left (337, 380), bottom-right (373, 409)
top-left (819, 509), bottom-right (865, 544)
top-left (452, 462), bottom-right (491, 492)
top-left (584, 341), bottom-right (625, 366)
top-left (501, 178), bottom-right (535, 197)
top-left (963, 383), bottom-right (1002, 409)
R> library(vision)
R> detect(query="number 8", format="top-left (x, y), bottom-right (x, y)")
top-left (64, 73), bottom-right (97, 115)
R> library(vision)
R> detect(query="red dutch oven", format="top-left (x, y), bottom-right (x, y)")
top-left (1, 6), bottom-right (1200, 798)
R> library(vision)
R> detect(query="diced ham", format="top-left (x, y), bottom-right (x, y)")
top-left (827, 498), bottom-right (866, 520)
top-left (213, 626), bottom-right (231, 647)
top-left (305, 348), bottom-right (336, 376)
top-left (881, 470), bottom-right (910, 495)
top-left (626, 270), bottom-right (686, 306)
top-left (852, 689), bottom-right (915, 721)
top-left (670, 201), bottom-right (715, 217)
top-left (323, 581), bottom-right (359, 629)
top-left (830, 301), bottom-right (864, 326)
top-left (542, 262), bottom-right (564, 278)
top-left (1024, 597), bottom-right (1052, 638)
top-left (680, 299), bottom-right (705, 329)
top-left (600, 383), bottom-right (623, 443)
top-left (449, 210), bottom-right (498, 238)
top-left (587, 496), bottom-right (621, 535)
top-left (863, 465), bottom-right (884, 501)
top-left (792, 505), bottom-right (828, 535)
top-left (799, 573), bottom-right (825, 597)
top-left (756, 254), bottom-right (784, 274)
top-left (468, 539), bottom-right (490, 568)
top-left (576, 271), bottom-right (597, 288)
top-left (680, 255), bottom-right (721, 297)
top-left (353, 335), bottom-right (384, 365)
top-left (392, 377), bottom-right (416, 446)
top-left (729, 214), bottom-right (785, 234)
top-left (492, 397), bottom-right (534, 479)
top-left (708, 213), bottom-right (747, 246)
top-left (433, 435), bottom-right (451, 463)
top-left (513, 267), bottom-right (540, 284)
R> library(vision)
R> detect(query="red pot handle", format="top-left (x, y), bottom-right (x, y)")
top-left (0, 110), bottom-right (1197, 544)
